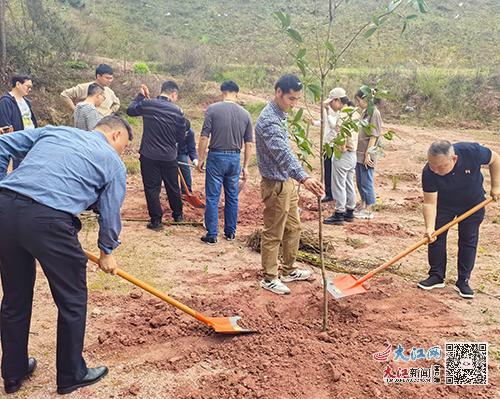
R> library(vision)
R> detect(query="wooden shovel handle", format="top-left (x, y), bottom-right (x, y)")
top-left (178, 168), bottom-right (190, 194)
top-left (354, 197), bottom-right (493, 287)
top-left (83, 250), bottom-right (213, 326)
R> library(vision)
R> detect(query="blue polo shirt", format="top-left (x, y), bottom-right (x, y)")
top-left (422, 142), bottom-right (492, 209)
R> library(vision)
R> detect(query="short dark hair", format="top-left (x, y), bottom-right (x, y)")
top-left (11, 74), bottom-right (32, 88)
top-left (95, 64), bottom-right (113, 77)
top-left (161, 80), bottom-right (179, 94)
top-left (340, 96), bottom-right (354, 107)
top-left (87, 83), bottom-right (104, 97)
top-left (220, 80), bottom-right (239, 93)
top-left (356, 87), bottom-right (380, 105)
top-left (274, 74), bottom-right (303, 94)
top-left (96, 115), bottom-right (133, 141)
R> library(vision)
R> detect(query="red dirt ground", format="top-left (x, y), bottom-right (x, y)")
top-left (87, 275), bottom-right (496, 399)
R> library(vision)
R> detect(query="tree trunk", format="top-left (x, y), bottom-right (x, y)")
top-left (0, 0), bottom-right (7, 76)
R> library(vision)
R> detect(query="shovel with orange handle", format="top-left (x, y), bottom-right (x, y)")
top-left (327, 197), bottom-right (493, 299)
top-left (178, 168), bottom-right (205, 208)
top-left (84, 250), bottom-right (255, 334)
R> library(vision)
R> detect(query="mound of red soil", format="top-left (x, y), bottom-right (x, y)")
top-left (345, 221), bottom-right (416, 238)
top-left (88, 276), bottom-right (494, 399)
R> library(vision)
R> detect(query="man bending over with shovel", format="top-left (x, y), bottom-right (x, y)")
top-left (255, 74), bottom-right (324, 295)
top-left (418, 140), bottom-right (499, 299)
top-left (0, 116), bottom-right (132, 394)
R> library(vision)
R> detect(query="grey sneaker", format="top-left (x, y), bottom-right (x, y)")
top-left (260, 279), bottom-right (291, 295)
top-left (281, 269), bottom-right (312, 282)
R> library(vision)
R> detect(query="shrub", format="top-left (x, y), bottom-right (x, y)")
top-left (133, 62), bottom-right (150, 75)
top-left (64, 60), bottom-right (89, 70)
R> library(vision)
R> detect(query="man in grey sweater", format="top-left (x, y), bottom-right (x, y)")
top-left (74, 83), bottom-right (105, 131)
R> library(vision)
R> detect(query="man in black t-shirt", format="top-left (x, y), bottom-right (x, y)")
top-left (418, 140), bottom-right (499, 299)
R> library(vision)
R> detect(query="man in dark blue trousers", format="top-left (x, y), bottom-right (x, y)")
top-left (127, 81), bottom-right (186, 230)
top-left (418, 140), bottom-right (499, 299)
top-left (0, 116), bottom-right (132, 394)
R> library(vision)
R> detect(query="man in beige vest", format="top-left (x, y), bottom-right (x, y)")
top-left (61, 64), bottom-right (120, 117)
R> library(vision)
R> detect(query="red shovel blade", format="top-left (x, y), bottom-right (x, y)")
top-left (182, 193), bottom-right (205, 208)
top-left (326, 275), bottom-right (369, 299)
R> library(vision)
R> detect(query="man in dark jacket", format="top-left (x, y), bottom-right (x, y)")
top-left (127, 81), bottom-right (186, 229)
top-left (177, 119), bottom-right (198, 194)
top-left (0, 74), bottom-right (38, 168)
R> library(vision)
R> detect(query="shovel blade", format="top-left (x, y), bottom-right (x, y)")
top-left (326, 275), bottom-right (368, 299)
top-left (182, 193), bottom-right (205, 209)
top-left (206, 316), bottom-right (256, 335)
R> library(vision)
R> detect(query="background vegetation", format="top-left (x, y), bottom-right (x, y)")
top-left (0, 0), bottom-right (498, 128)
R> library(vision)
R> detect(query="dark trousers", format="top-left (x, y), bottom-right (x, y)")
top-left (428, 205), bottom-right (485, 282)
top-left (140, 155), bottom-right (183, 221)
top-left (0, 190), bottom-right (88, 387)
top-left (177, 154), bottom-right (192, 194)
top-left (323, 153), bottom-right (332, 198)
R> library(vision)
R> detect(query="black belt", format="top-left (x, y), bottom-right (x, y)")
top-left (209, 149), bottom-right (241, 154)
top-left (0, 188), bottom-right (35, 202)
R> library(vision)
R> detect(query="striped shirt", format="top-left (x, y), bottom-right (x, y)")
top-left (255, 101), bottom-right (308, 182)
top-left (74, 103), bottom-right (101, 131)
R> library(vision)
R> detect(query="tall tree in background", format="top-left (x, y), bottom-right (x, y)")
top-left (0, 0), bottom-right (6, 76)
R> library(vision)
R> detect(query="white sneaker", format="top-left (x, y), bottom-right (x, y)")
top-left (260, 279), bottom-right (291, 295)
top-left (281, 269), bottom-right (312, 282)
top-left (353, 209), bottom-right (374, 219)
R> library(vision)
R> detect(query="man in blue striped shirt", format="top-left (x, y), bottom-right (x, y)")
top-left (255, 74), bottom-right (324, 295)
top-left (0, 116), bottom-right (132, 395)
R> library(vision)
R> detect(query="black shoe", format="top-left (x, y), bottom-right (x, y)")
top-left (57, 366), bottom-right (109, 395)
top-left (173, 215), bottom-right (184, 223)
top-left (323, 212), bottom-right (345, 225)
top-left (321, 196), bottom-right (334, 203)
top-left (201, 235), bottom-right (217, 245)
top-left (344, 209), bottom-right (354, 222)
top-left (4, 357), bottom-right (37, 394)
top-left (146, 220), bottom-right (163, 231)
top-left (455, 280), bottom-right (474, 299)
top-left (224, 232), bottom-right (236, 241)
top-left (417, 275), bottom-right (445, 290)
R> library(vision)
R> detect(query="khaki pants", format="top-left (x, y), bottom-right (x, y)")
top-left (260, 178), bottom-right (301, 280)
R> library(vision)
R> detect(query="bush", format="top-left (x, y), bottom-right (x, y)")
top-left (133, 62), bottom-right (150, 75)
top-left (64, 60), bottom-right (89, 70)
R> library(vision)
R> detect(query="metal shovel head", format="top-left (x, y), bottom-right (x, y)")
top-left (207, 316), bottom-right (256, 335)
top-left (182, 193), bottom-right (205, 208)
top-left (326, 275), bottom-right (368, 299)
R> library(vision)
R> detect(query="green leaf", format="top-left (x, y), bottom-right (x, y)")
top-left (306, 84), bottom-right (321, 102)
top-left (417, 0), bottom-right (428, 13)
top-left (401, 21), bottom-right (407, 34)
top-left (405, 14), bottom-right (418, 20)
top-left (372, 15), bottom-right (380, 26)
top-left (286, 28), bottom-right (303, 43)
top-left (296, 59), bottom-right (307, 76)
top-left (293, 108), bottom-right (304, 123)
top-left (324, 41), bottom-right (335, 55)
top-left (297, 48), bottom-right (306, 59)
top-left (367, 101), bottom-right (375, 118)
top-left (364, 26), bottom-right (377, 38)
top-left (273, 12), bottom-right (289, 29)
top-left (387, 0), bottom-right (402, 13)
top-left (333, 146), bottom-right (343, 160)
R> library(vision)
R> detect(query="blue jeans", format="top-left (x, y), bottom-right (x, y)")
top-left (177, 154), bottom-right (192, 194)
top-left (204, 151), bottom-right (240, 238)
top-left (355, 162), bottom-right (376, 205)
